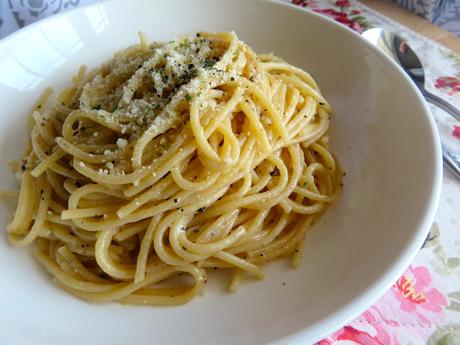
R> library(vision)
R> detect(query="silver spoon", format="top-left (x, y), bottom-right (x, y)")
top-left (362, 28), bottom-right (460, 179)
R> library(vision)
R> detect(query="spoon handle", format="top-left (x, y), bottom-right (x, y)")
top-left (441, 143), bottom-right (460, 179)
top-left (423, 90), bottom-right (460, 123)
top-left (421, 90), bottom-right (460, 177)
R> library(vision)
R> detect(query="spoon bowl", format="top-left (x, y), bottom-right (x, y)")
top-left (363, 28), bottom-right (460, 178)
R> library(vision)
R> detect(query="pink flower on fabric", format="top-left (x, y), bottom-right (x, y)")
top-left (453, 125), bottom-right (460, 139)
top-left (435, 76), bottom-right (460, 96)
top-left (291, 0), bottom-right (369, 33)
top-left (312, 8), bottom-right (363, 32)
top-left (291, 0), bottom-right (319, 8)
top-left (335, 0), bottom-right (351, 7)
top-left (393, 266), bottom-right (447, 326)
top-left (318, 266), bottom-right (447, 344)
top-left (317, 308), bottom-right (400, 345)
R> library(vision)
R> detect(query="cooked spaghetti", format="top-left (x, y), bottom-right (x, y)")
top-left (6, 32), bottom-right (340, 305)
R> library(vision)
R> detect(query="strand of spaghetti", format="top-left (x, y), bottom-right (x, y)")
top-left (171, 163), bottom-right (220, 191)
top-left (195, 209), bottom-right (239, 243)
top-left (55, 137), bottom-right (120, 164)
top-left (35, 249), bottom-right (124, 292)
top-left (46, 170), bottom-right (69, 200)
top-left (238, 100), bottom-right (271, 153)
top-left (116, 176), bottom-right (175, 218)
top-left (114, 219), bottom-right (150, 241)
top-left (179, 225), bottom-right (246, 255)
top-left (61, 204), bottom-right (122, 220)
top-left (31, 149), bottom-right (66, 177)
top-left (243, 80), bottom-right (289, 141)
top-left (95, 229), bottom-right (136, 279)
top-left (169, 217), bottom-right (211, 262)
top-left (262, 62), bottom-right (320, 90)
top-left (191, 87), bottom-right (244, 161)
top-left (134, 214), bottom-right (161, 283)
top-left (278, 74), bottom-right (330, 110)
top-left (7, 171), bottom-right (36, 235)
top-left (228, 269), bottom-right (241, 293)
top-left (231, 211), bottom-right (290, 254)
top-left (213, 251), bottom-right (265, 279)
top-left (29, 87), bottom-right (53, 129)
top-left (9, 175), bottom-right (50, 246)
top-left (49, 162), bottom-right (82, 180)
top-left (32, 111), bottom-right (55, 145)
top-left (292, 234), bottom-right (306, 269)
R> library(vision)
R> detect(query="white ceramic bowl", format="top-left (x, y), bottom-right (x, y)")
top-left (0, 1), bottom-right (442, 344)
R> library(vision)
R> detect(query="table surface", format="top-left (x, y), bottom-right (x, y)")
top-left (1, 1), bottom-right (460, 344)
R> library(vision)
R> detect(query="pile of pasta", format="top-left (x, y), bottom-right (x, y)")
top-left (7, 32), bottom-right (340, 305)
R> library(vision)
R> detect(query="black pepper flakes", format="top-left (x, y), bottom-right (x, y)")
top-left (197, 207), bottom-right (205, 213)
top-left (173, 198), bottom-right (178, 203)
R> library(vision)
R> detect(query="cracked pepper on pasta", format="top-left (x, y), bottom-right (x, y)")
top-left (6, 32), bottom-right (340, 305)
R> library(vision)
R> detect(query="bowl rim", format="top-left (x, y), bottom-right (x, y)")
top-left (266, 1), bottom-right (442, 343)
top-left (0, 0), bottom-right (443, 343)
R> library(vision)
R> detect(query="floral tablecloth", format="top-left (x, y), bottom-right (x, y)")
top-left (1, 1), bottom-right (460, 344)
